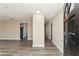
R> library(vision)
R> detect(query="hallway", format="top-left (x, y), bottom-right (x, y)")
top-left (0, 3), bottom-right (64, 56)
top-left (0, 38), bottom-right (62, 56)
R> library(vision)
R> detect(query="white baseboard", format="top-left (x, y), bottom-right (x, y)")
top-left (28, 37), bottom-right (32, 40)
top-left (52, 41), bottom-right (63, 54)
top-left (0, 38), bottom-right (20, 40)
top-left (32, 44), bottom-right (45, 47)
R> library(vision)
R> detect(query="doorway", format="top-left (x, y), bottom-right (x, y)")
top-left (51, 23), bottom-right (52, 41)
top-left (20, 23), bottom-right (28, 42)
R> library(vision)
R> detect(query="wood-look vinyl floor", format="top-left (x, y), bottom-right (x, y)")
top-left (0, 38), bottom-right (63, 56)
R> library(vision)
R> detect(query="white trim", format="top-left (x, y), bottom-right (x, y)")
top-left (28, 37), bottom-right (32, 40)
top-left (0, 38), bottom-right (20, 40)
top-left (32, 44), bottom-right (45, 47)
top-left (52, 41), bottom-right (63, 54)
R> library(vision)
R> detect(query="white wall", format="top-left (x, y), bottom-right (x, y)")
top-left (0, 21), bottom-right (1, 36)
top-left (45, 8), bottom-right (64, 53)
top-left (0, 20), bottom-right (32, 40)
top-left (1, 21), bottom-right (20, 40)
top-left (28, 21), bottom-right (32, 40)
top-left (52, 8), bottom-right (64, 53)
top-left (33, 13), bottom-right (44, 47)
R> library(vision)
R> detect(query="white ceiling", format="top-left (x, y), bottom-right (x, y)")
top-left (0, 3), bottom-right (64, 22)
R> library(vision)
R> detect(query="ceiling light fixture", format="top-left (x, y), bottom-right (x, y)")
top-left (36, 11), bottom-right (40, 14)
